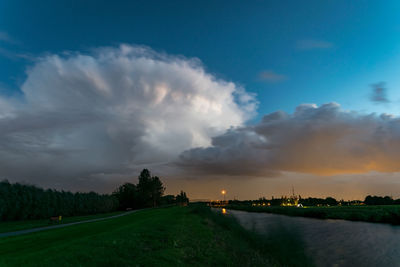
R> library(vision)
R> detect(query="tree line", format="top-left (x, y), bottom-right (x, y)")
top-left (231, 195), bottom-right (400, 207)
top-left (0, 181), bottom-right (118, 221)
top-left (0, 169), bottom-right (189, 221)
top-left (112, 169), bottom-right (188, 210)
top-left (364, 195), bottom-right (400, 205)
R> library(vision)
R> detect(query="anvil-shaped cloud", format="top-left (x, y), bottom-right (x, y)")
top-left (0, 45), bottom-right (256, 190)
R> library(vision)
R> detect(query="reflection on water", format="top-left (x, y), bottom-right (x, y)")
top-left (228, 209), bottom-right (400, 267)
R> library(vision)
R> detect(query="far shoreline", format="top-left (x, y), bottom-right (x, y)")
top-left (225, 204), bottom-right (400, 225)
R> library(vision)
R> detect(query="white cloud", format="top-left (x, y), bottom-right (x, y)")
top-left (0, 45), bottom-right (256, 190)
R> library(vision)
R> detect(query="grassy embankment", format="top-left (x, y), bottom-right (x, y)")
top-left (0, 205), bottom-right (313, 266)
top-left (0, 211), bottom-right (125, 233)
top-left (227, 204), bottom-right (400, 225)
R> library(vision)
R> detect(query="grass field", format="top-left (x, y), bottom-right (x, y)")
top-left (227, 204), bottom-right (400, 225)
top-left (0, 211), bottom-right (125, 234)
top-left (0, 205), bottom-right (314, 266)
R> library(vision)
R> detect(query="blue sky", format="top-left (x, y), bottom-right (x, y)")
top-left (1, 0), bottom-right (400, 120)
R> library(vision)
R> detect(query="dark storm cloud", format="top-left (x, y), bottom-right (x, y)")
top-left (178, 103), bottom-right (400, 177)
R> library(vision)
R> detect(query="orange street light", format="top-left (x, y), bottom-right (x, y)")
top-left (221, 189), bottom-right (226, 201)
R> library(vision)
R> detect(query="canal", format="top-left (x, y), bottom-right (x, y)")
top-left (227, 209), bottom-right (400, 267)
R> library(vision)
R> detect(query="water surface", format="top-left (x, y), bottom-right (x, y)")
top-left (228, 209), bottom-right (400, 267)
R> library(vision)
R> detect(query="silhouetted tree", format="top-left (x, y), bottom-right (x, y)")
top-left (325, 197), bottom-right (338, 206)
top-left (137, 169), bottom-right (153, 207)
top-left (161, 195), bottom-right (176, 205)
top-left (150, 176), bottom-right (165, 207)
top-left (112, 183), bottom-right (139, 210)
top-left (364, 195), bottom-right (394, 205)
top-left (136, 169), bottom-right (165, 207)
top-left (176, 190), bottom-right (189, 205)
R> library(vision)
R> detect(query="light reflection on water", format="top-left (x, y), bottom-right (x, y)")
top-left (228, 209), bottom-right (400, 267)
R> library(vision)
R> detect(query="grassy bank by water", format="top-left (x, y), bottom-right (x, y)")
top-left (0, 205), bottom-right (313, 266)
top-left (227, 204), bottom-right (400, 225)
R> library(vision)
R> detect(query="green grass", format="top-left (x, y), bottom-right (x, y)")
top-left (0, 205), bottom-right (314, 266)
top-left (0, 206), bottom-right (256, 266)
top-left (227, 204), bottom-right (400, 225)
top-left (0, 211), bottom-right (125, 233)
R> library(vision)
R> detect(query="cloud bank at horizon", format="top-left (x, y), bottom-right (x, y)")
top-left (179, 103), bottom-right (400, 177)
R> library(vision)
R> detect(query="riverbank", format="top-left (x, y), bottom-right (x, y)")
top-left (227, 204), bottom-right (400, 225)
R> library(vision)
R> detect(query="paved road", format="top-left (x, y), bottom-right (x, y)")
top-left (0, 210), bottom-right (140, 238)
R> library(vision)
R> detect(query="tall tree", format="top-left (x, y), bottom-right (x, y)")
top-left (137, 169), bottom-right (153, 207)
top-left (137, 169), bottom-right (165, 207)
top-left (150, 176), bottom-right (165, 207)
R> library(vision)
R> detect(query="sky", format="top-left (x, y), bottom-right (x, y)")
top-left (1, 1), bottom-right (400, 200)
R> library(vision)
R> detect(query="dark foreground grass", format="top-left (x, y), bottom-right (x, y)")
top-left (0, 205), bottom-right (313, 266)
top-left (0, 211), bottom-right (125, 233)
top-left (227, 204), bottom-right (400, 225)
